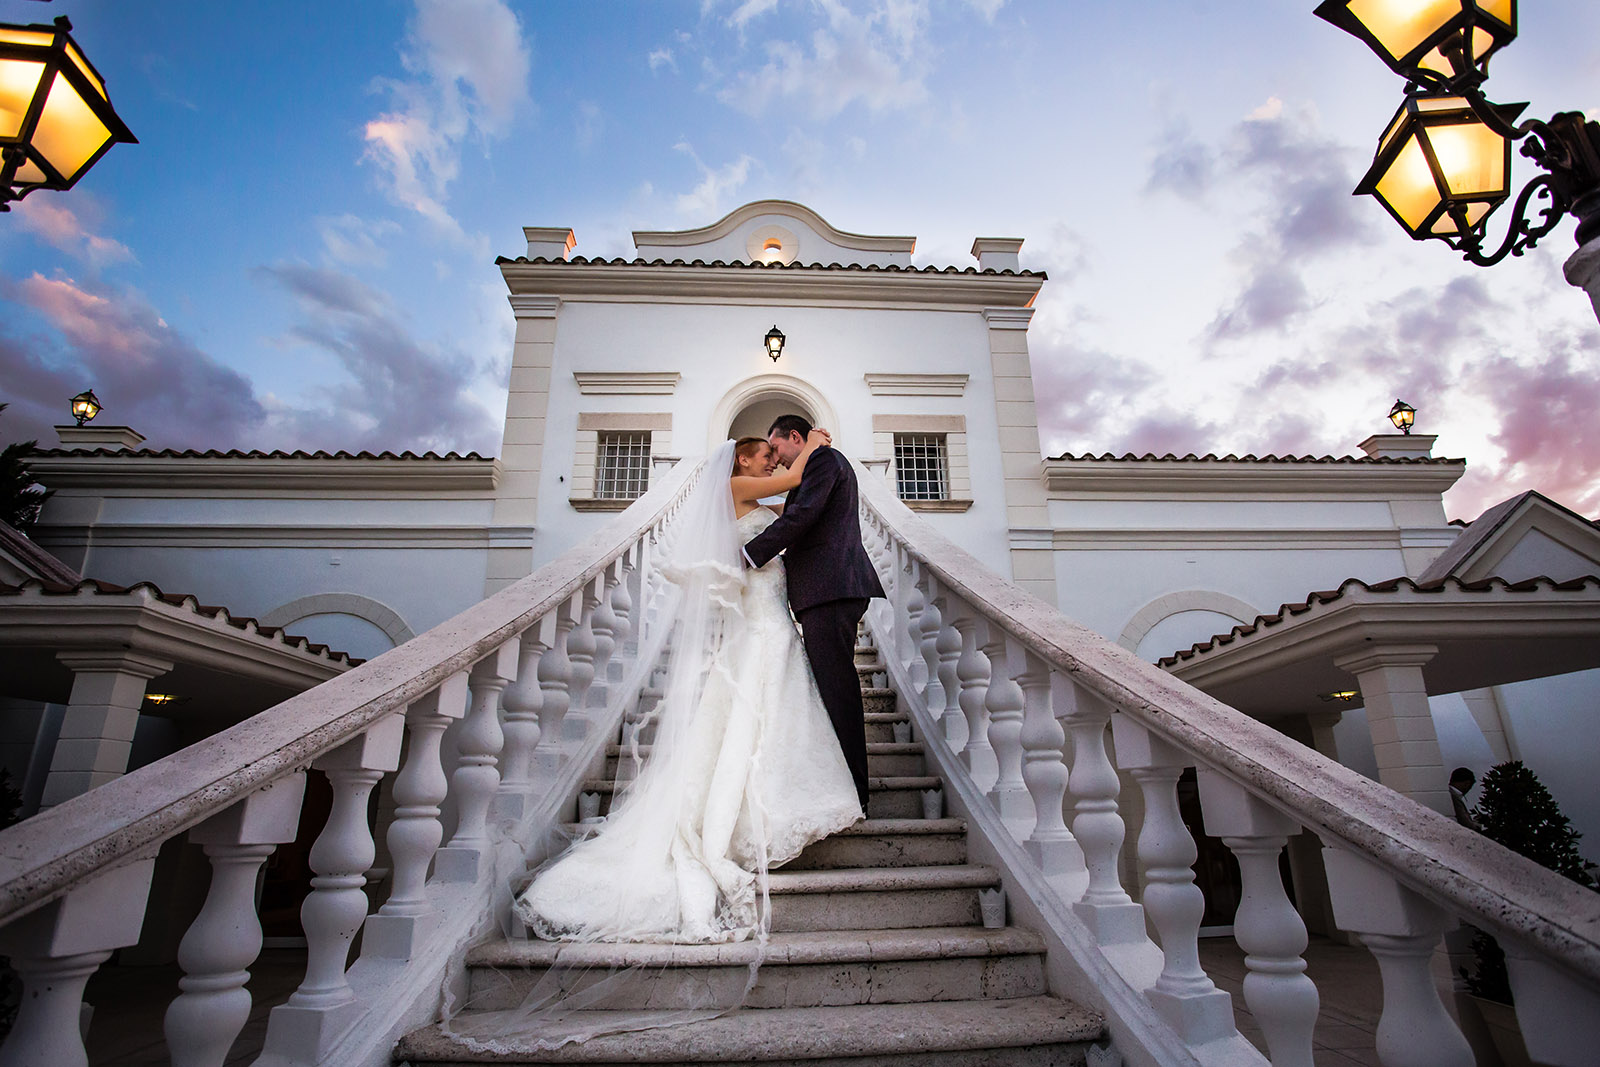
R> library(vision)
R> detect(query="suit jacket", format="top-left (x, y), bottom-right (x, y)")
top-left (743, 447), bottom-right (886, 614)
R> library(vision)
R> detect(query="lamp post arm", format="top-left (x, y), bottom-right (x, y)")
top-left (1448, 174), bottom-right (1566, 267)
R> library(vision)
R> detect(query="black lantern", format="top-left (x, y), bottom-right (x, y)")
top-left (0, 17), bottom-right (137, 210)
top-left (1354, 92), bottom-right (1526, 242)
top-left (69, 388), bottom-right (100, 425)
top-left (1388, 399), bottom-right (1417, 434)
top-left (764, 325), bottom-right (785, 362)
top-left (1314, 0), bottom-right (1517, 83)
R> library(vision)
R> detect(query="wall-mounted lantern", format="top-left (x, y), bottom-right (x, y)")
top-left (764, 325), bottom-right (785, 362)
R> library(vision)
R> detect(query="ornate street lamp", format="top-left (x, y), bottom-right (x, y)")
top-left (69, 388), bottom-right (100, 425)
top-left (764, 325), bottom-right (785, 362)
top-left (0, 16), bottom-right (136, 210)
top-left (1388, 399), bottom-right (1417, 434)
top-left (1318, 0), bottom-right (1600, 270)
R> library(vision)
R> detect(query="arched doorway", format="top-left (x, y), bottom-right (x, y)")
top-left (708, 373), bottom-right (841, 450)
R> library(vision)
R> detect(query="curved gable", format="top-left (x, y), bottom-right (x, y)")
top-left (632, 199), bottom-right (915, 268)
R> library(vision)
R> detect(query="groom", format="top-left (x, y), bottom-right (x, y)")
top-left (743, 414), bottom-right (886, 810)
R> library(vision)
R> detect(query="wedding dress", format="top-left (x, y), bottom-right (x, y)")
top-left (512, 505), bottom-right (864, 944)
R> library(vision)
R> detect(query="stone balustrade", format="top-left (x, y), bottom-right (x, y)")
top-left (0, 458), bottom-right (700, 1067)
top-left (856, 463), bottom-right (1600, 1067)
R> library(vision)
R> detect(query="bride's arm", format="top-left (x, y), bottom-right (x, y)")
top-left (730, 429), bottom-right (831, 503)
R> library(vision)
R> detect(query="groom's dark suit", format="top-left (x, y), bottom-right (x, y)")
top-left (744, 446), bottom-right (886, 808)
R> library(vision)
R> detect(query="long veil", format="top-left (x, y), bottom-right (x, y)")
top-left (441, 440), bottom-right (774, 1051)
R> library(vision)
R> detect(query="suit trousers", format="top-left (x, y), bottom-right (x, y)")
top-left (796, 598), bottom-right (871, 810)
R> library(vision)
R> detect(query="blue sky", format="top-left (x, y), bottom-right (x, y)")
top-left (1, 0), bottom-right (1597, 519)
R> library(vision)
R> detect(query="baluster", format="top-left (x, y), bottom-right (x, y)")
top-left (498, 617), bottom-right (555, 817)
top-left (165, 773), bottom-right (307, 1067)
top-left (437, 640), bottom-right (519, 880)
top-left (586, 563), bottom-right (620, 706)
top-left (1200, 772), bottom-right (1321, 1067)
top-left (363, 673), bottom-right (470, 960)
top-left (565, 579), bottom-right (600, 723)
top-left (1061, 684), bottom-right (1142, 940)
top-left (948, 603), bottom-right (996, 789)
top-left (917, 572), bottom-right (946, 717)
top-left (978, 621), bottom-right (1030, 824)
top-left (267, 713), bottom-right (405, 1061)
top-left (929, 583), bottom-right (964, 746)
top-left (1503, 948), bottom-right (1600, 1067)
top-left (535, 596), bottom-right (580, 773)
top-left (0, 859), bottom-right (155, 1067)
top-left (904, 557), bottom-right (928, 690)
top-left (1016, 654), bottom-right (1081, 884)
top-left (1321, 847), bottom-right (1472, 1067)
top-left (1111, 715), bottom-right (1234, 1043)
top-left (611, 546), bottom-right (636, 662)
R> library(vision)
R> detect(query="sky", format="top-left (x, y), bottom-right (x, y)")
top-left (0, 0), bottom-right (1597, 522)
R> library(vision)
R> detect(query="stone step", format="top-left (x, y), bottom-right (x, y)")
top-left (766, 864), bottom-right (996, 932)
top-left (461, 925), bottom-right (1044, 1011)
top-left (779, 817), bottom-right (966, 871)
top-left (603, 742), bottom-right (925, 779)
top-left (396, 996), bottom-right (1104, 1065)
top-left (864, 711), bottom-right (909, 745)
top-left (861, 688), bottom-right (895, 715)
top-left (580, 775), bottom-right (942, 819)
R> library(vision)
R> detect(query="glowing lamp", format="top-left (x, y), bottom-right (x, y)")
top-left (1314, 0), bottom-right (1517, 82)
top-left (69, 388), bottom-right (101, 425)
top-left (0, 17), bottom-right (136, 209)
top-left (1354, 92), bottom-right (1526, 242)
top-left (1388, 399), bottom-right (1417, 433)
top-left (764, 325), bottom-right (785, 362)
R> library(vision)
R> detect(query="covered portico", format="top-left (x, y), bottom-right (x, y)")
top-left (1161, 574), bottom-right (1600, 816)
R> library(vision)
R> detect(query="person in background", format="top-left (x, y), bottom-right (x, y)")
top-left (1449, 767), bottom-right (1482, 831)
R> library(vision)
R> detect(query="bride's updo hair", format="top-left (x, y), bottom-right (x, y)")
top-left (732, 437), bottom-right (767, 475)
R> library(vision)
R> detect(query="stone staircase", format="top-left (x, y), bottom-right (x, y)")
top-left (395, 639), bottom-right (1105, 1065)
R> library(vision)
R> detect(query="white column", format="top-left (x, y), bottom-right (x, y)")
top-left (585, 563), bottom-right (621, 707)
top-left (0, 858), bottom-right (155, 1067)
top-left (1015, 654), bottom-right (1078, 883)
top-left (1200, 771), bottom-right (1320, 1067)
top-left (564, 579), bottom-right (601, 721)
top-left (362, 672), bottom-right (470, 960)
top-left (1112, 716), bottom-right (1234, 1044)
top-left (265, 714), bottom-right (405, 1063)
top-left (1322, 847), bottom-right (1472, 1067)
top-left (1564, 234), bottom-right (1600, 326)
top-left (497, 616), bottom-right (555, 820)
top-left (916, 571), bottom-right (945, 714)
top-left (1334, 645), bottom-right (1449, 815)
top-left (42, 651), bottom-right (173, 807)
top-left (436, 640), bottom-right (519, 881)
top-left (948, 604), bottom-right (996, 789)
top-left (929, 584), bottom-right (965, 747)
top-left (165, 774), bottom-right (307, 1067)
top-left (903, 557), bottom-right (928, 691)
top-left (535, 594), bottom-right (580, 773)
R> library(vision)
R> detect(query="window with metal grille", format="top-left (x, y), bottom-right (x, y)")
top-left (894, 433), bottom-right (949, 501)
top-left (596, 431), bottom-right (652, 500)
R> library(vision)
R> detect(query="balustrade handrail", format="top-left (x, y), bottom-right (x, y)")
top-left (856, 465), bottom-right (1600, 985)
top-left (0, 457), bottom-right (703, 926)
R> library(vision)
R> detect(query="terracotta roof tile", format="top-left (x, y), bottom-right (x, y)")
top-left (1158, 574), bottom-right (1600, 667)
top-left (1050, 451), bottom-right (1460, 465)
top-left (30, 447), bottom-right (489, 461)
top-left (0, 577), bottom-right (360, 665)
top-left (496, 254), bottom-right (1046, 278)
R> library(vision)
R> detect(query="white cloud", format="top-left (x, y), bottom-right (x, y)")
top-left (728, 0), bottom-right (781, 30)
top-left (14, 195), bottom-right (135, 269)
top-left (717, 0), bottom-right (932, 118)
top-left (575, 101), bottom-right (603, 151)
top-left (648, 47), bottom-right (676, 72)
top-left (965, 0), bottom-right (1005, 21)
top-left (673, 143), bottom-right (754, 220)
top-left (317, 214), bottom-right (401, 267)
top-left (362, 0), bottom-right (531, 249)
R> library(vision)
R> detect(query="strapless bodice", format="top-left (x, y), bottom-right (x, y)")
top-left (736, 507), bottom-right (789, 623)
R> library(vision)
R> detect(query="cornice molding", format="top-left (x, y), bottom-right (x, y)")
top-left (33, 524), bottom-right (510, 550)
top-left (1043, 459), bottom-right (1466, 496)
top-left (508, 294), bottom-right (561, 318)
top-left (499, 261), bottom-right (1042, 310)
top-left (982, 306), bottom-right (1035, 329)
top-left (864, 373), bottom-right (969, 397)
top-left (29, 454), bottom-right (502, 492)
top-left (1049, 528), bottom-right (1454, 550)
top-left (573, 372), bottom-right (682, 395)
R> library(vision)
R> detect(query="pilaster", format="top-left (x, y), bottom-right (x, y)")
top-left (488, 294), bottom-right (562, 596)
top-left (42, 651), bottom-right (173, 807)
top-left (1333, 645), bottom-right (1449, 815)
top-left (982, 306), bottom-right (1056, 604)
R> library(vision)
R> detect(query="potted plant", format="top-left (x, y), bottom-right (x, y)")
top-left (1460, 761), bottom-right (1597, 1066)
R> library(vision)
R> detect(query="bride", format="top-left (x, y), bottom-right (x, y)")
top-left (511, 431), bottom-right (864, 945)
